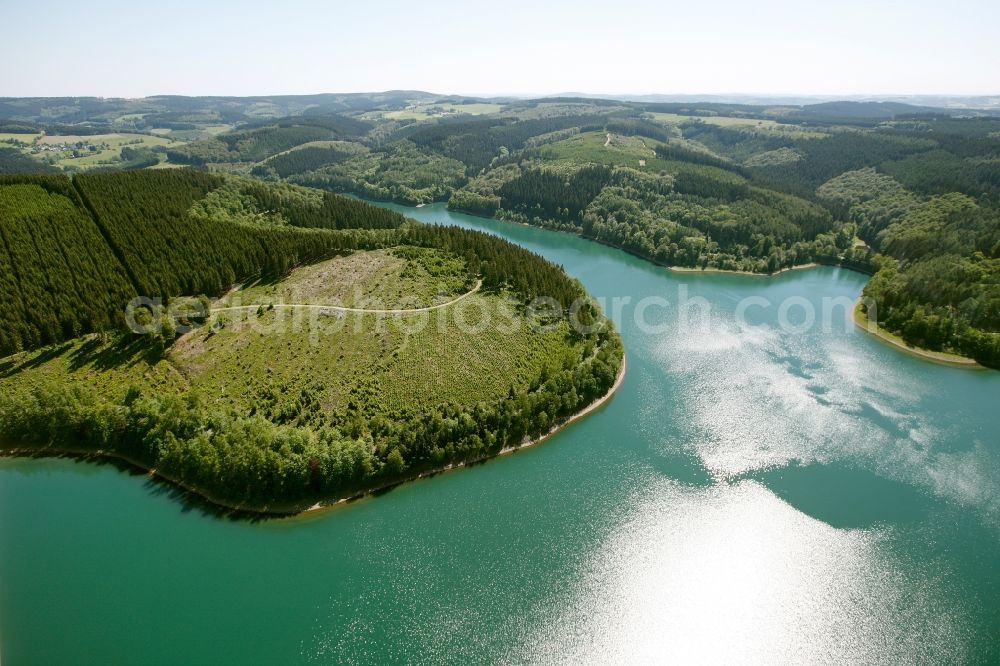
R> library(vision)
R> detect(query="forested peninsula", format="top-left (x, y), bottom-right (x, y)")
top-left (0, 169), bottom-right (623, 512)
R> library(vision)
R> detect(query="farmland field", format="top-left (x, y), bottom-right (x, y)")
top-left (646, 112), bottom-right (828, 137)
top-left (381, 102), bottom-right (504, 120)
top-left (23, 132), bottom-right (178, 169)
top-left (0, 132), bottom-right (41, 143)
top-left (510, 101), bottom-right (630, 119)
top-left (150, 124), bottom-right (235, 141)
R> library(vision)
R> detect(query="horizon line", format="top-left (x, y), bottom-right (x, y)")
top-left (2, 90), bottom-right (999, 101)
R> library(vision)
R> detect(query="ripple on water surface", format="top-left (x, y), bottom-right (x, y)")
top-left (651, 309), bottom-right (1000, 529)
top-left (516, 480), bottom-right (968, 665)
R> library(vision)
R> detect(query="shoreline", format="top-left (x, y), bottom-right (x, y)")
top-left (294, 351), bottom-right (627, 517)
top-left (1, 353), bottom-right (627, 517)
top-left (851, 300), bottom-right (982, 369)
top-left (438, 203), bottom-right (986, 371)
top-left (450, 203), bottom-right (870, 280)
top-left (666, 262), bottom-right (820, 277)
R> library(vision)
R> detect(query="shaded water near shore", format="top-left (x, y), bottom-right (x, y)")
top-left (2, 202), bottom-right (999, 663)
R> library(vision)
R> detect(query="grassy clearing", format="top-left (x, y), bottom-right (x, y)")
top-left (647, 112), bottom-right (783, 128)
top-left (0, 132), bottom-right (41, 143)
top-left (535, 131), bottom-right (745, 180)
top-left (0, 335), bottom-right (187, 403)
top-left (263, 139), bottom-right (368, 162)
top-left (172, 291), bottom-right (572, 421)
top-left (2, 245), bottom-right (583, 425)
top-left (382, 102), bottom-right (503, 120)
top-left (150, 124), bottom-right (235, 141)
top-left (511, 102), bottom-right (629, 120)
top-left (647, 112), bottom-right (827, 138)
top-left (536, 130), bottom-right (669, 170)
top-left (217, 248), bottom-right (472, 310)
top-left (744, 147), bottom-right (805, 167)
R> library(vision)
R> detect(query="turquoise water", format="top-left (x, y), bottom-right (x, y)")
top-left (2, 202), bottom-right (999, 664)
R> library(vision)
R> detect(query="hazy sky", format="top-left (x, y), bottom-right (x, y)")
top-left (2, 0), bottom-right (998, 98)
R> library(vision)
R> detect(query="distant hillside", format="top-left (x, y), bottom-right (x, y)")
top-left (0, 92), bottom-right (442, 126)
top-left (792, 101), bottom-right (940, 120)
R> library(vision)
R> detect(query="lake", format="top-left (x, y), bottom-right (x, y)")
top-left (2, 202), bottom-right (999, 664)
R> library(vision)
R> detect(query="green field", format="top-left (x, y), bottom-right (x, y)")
top-left (647, 112), bottom-right (827, 138)
top-left (381, 102), bottom-right (503, 120)
top-left (647, 111), bottom-right (783, 128)
top-left (537, 130), bottom-right (668, 170)
top-left (262, 139), bottom-right (368, 161)
top-left (220, 247), bottom-right (473, 309)
top-left (2, 245), bottom-right (587, 433)
top-left (179, 247), bottom-right (574, 420)
top-left (510, 102), bottom-right (630, 120)
top-left (176, 293), bottom-right (573, 421)
top-left (0, 336), bottom-right (186, 406)
top-left (150, 124), bottom-right (235, 141)
top-left (25, 132), bottom-right (177, 169)
top-left (0, 132), bottom-right (41, 144)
